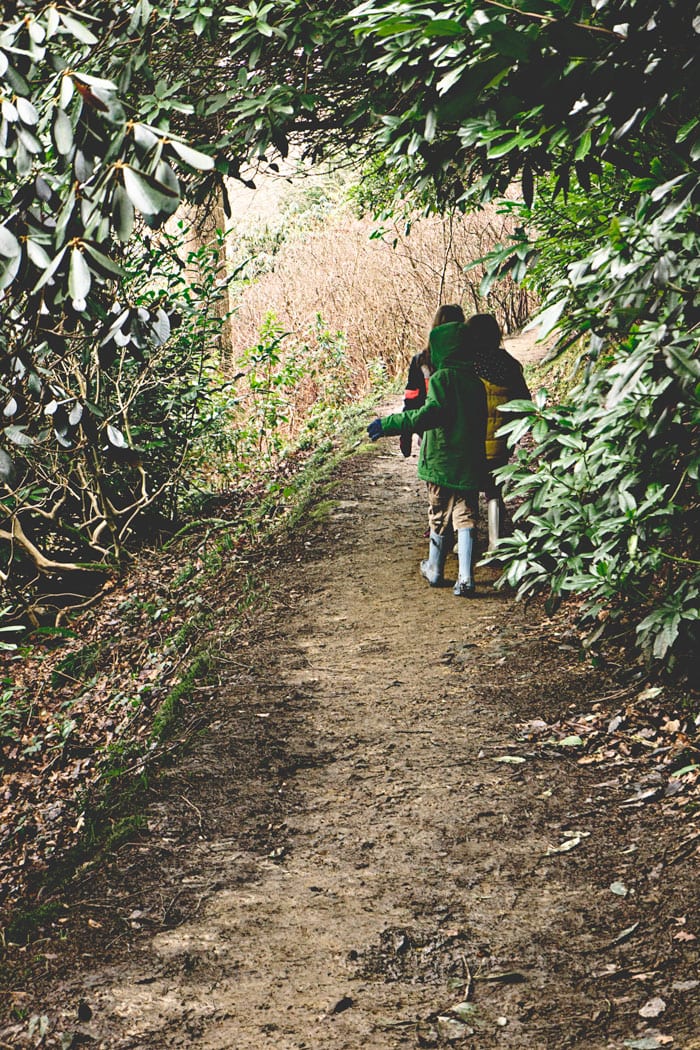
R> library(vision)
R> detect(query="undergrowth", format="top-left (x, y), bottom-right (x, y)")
top-left (0, 386), bottom-right (380, 948)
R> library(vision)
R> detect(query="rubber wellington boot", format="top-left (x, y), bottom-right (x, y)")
top-left (453, 528), bottom-right (475, 597)
top-left (487, 498), bottom-right (500, 551)
top-left (420, 531), bottom-right (446, 587)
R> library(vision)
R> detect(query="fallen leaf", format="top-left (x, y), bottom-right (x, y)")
top-left (610, 881), bottom-right (628, 897)
top-left (546, 836), bottom-right (581, 855)
top-left (620, 787), bottom-right (661, 806)
top-left (639, 997), bottom-right (666, 1018)
top-left (436, 1017), bottom-right (472, 1040)
top-left (636, 686), bottom-right (663, 701)
top-left (474, 971), bottom-right (527, 984)
top-left (610, 921), bottom-right (640, 945)
top-left (451, 1001), bottom-right (477, 1019)
top-left (493, 755), bottom-right (526, 764)
top-left (593, 964), bottom-right (620, 978)
top-left (521, 718), bottom-right (548, 733)
top-left (670, 763), bottom-right (699, 778)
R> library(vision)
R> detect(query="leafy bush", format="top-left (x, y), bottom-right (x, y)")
top-left (121, 225), bottom-right (238, 518)
top-left (494, 173), bottom-right (699, 670)
top-left (0, 5), bottom-right (215, 618)
top-left (213, 311), bottom-right (356, 486)
top-left (0, 222), bottom-right (233, 620)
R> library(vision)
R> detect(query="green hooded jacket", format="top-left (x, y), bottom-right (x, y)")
top-left (380, 322), bottom-right (487, 491)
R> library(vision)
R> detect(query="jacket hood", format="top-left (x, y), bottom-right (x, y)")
top-left (429, 322), bottom-right (473, 369)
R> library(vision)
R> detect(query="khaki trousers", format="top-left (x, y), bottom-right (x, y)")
top-left (426, 483), bottom-right (478, 533)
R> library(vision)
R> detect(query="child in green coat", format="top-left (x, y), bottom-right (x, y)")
top-left (368, 319), bottom-right (487, 596)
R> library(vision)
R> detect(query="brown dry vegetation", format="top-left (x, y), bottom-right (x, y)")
top-left (227, 204), bottom-right (535, 384)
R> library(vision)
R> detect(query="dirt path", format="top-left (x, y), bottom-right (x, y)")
top-left (6, 344), bottom-right (700, 1050)
top-left (63, 443), bottom-right (572, 1050)
top-left (8, 391), bottom-right (698, 1049)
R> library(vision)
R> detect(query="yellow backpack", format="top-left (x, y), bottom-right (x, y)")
top-left (481, 378), bottom-right (511, 461)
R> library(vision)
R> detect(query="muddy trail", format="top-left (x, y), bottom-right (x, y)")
top-left (5, 416), bottom-right (699, 1050)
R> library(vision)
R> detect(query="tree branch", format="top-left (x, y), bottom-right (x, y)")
top-left (480, 0), bottom-right (619, 37)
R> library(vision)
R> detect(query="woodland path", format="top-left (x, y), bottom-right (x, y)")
top-left (55, 443), bottom-right (591, 1050)
top-left (9, 351), bottom-right (699, 1050)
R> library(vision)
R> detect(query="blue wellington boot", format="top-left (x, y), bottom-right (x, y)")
top-left (487, 498), bottom-right (500, 552)
top-left (453, 528), bottom-right (475, 597)
top-left (420, 531), bottom-right (446, 587)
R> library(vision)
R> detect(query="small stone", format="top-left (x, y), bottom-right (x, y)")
top-left (638, 997), bottom-right (666, 1018)
top-left (77, 999), bottom-right (92, 1021)
top-left (329, 995), bottom-right (353, 1015)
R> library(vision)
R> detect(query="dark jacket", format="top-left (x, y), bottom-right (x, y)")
top-left (380, 322), bottom-right (487, 491)
top-left (399, 352), bottom-right (431, 457)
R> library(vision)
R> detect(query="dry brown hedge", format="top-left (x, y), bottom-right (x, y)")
top-left (227, 205), bottom-right (535, 392)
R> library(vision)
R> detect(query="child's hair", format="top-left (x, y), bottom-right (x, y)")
top-left (432, 303), bottom-right (465, 328)
top-left (419, 303), bottom-right (465, 368)
top-left (465, 312), bottom-right (502, 351)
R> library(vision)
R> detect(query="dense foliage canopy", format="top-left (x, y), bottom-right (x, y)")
top-left (1, 0), bottom-right (698, 666)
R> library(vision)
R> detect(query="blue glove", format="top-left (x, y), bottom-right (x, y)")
top-left (367, 418), bottom-right (383, 442)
